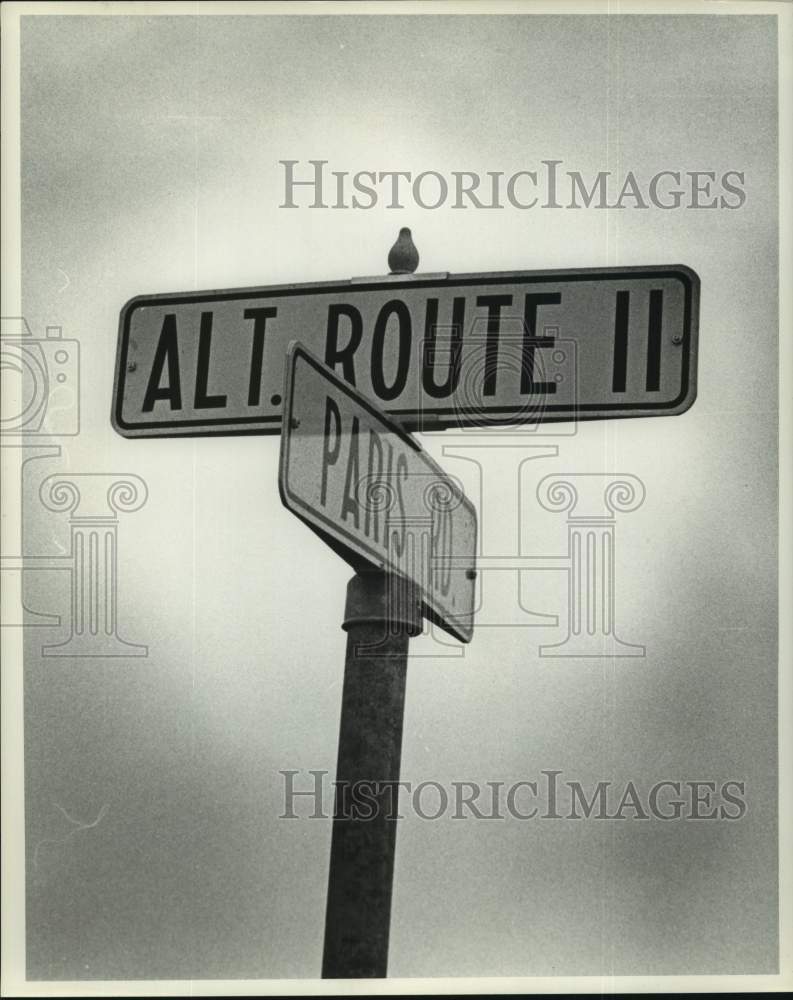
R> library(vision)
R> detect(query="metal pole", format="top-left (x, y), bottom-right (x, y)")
top-left (322, 570), bottom-right (421, 978)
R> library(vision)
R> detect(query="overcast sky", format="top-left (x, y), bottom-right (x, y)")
top-left (18, 11), bottom-right (778, 979)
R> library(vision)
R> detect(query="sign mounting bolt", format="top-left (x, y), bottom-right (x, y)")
top-left (672, 334), bottom-right (683, 345)
top-left (290, 417), bottom-right (301, 430)
top-left (127, 361), bottom-right (137, 372)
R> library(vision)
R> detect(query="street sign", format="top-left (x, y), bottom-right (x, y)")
top-left (112, 265), bottom-right (699, 437)
top-left (278, 342), bottom-right (477, 643)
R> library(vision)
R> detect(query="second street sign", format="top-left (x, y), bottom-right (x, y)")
top-left (279, 342), bottom-right (477, 643)
top-left (112, 265), bottom-right (699, 437)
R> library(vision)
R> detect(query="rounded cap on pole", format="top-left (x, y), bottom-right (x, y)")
top-left (342, 571), bottom-right (422, 637)
top-left (387, 228), bottom-right (419, 275)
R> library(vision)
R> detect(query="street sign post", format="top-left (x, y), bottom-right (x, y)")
top-left (113, 264), bottom-right (699, 437)
top-left (320, 569), bottom-right (418, 979)
top-left (279, 341), bottom-right (477, 977)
